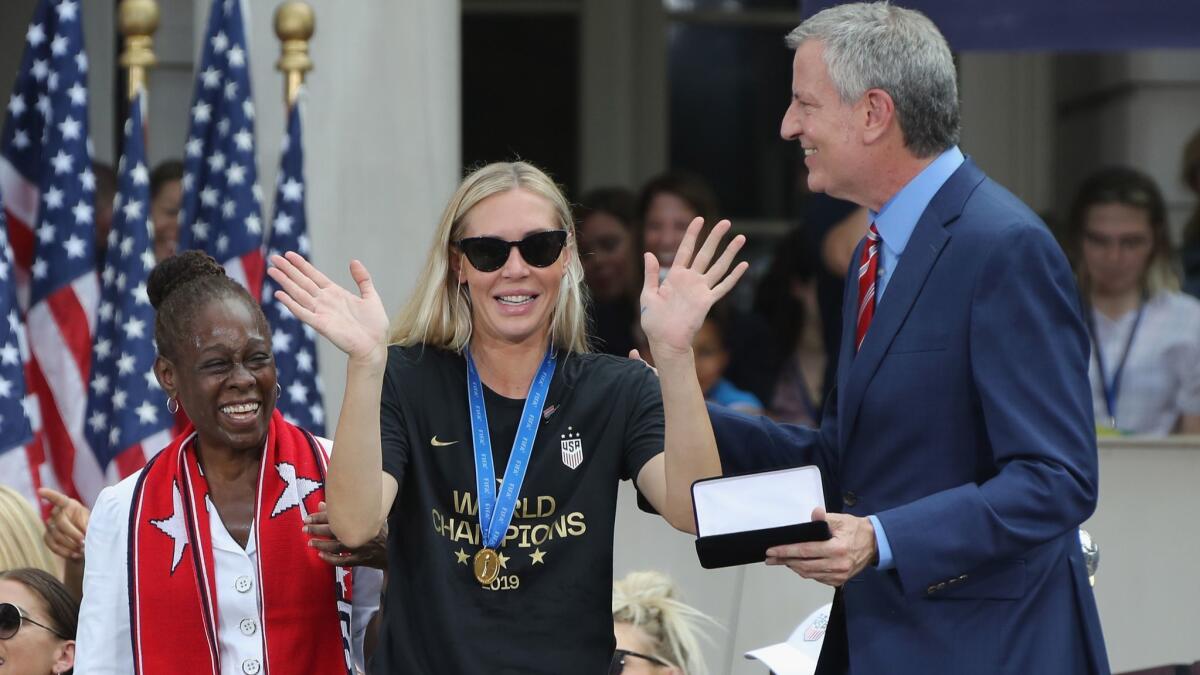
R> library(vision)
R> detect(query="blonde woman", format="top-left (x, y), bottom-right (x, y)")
top-left (268, 161), bottom-right (746, 672)
top-left (0, 487), bottom-right (58, 576)
top-left (612, 571), bottom-right (716, 675)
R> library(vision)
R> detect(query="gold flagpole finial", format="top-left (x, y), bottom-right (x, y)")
top-left (118, 0), bottom-right (159, 100)
top-left (275, 1), bottom-right (315, 107)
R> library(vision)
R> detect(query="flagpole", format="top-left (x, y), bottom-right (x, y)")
top-left (118, 0), bottom-right (159, 100)
top-left (275, 1), bottom-right (314, 108)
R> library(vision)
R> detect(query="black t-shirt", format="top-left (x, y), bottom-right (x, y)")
top-left (371, 345), bottom-right (664, 675)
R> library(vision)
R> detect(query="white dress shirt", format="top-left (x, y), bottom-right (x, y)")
top-left (75, 439), bottom-right (382, 675)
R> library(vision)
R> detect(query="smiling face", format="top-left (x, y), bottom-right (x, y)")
top-left (453, 188), bottom-right (569, 348)
top-left (641, 192), bottom-right (696, 268)
top-left (0, 580), bottom-right (73, 675)
top-left (780, 40), bottom-right (864, 201)
top-left (155, 294), bottom-right (277, 454)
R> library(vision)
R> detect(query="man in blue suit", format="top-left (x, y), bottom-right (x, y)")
top-left (641, 3), bottom-right (1110, 673)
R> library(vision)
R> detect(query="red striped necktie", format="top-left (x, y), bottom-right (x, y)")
top-left (855, 224), bottom-right (881, 351)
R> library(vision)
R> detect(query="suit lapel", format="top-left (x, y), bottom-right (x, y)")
top-left (836, 160), bottom-right (986, 451)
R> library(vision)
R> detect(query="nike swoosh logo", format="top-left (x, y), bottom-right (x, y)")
top-left (430, 436), bottom-right (459, 447)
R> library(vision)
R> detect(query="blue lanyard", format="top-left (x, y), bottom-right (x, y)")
top-left (1087, 301), bottom-right (1146, 429)
top-left (465, 346), bottom-right (556, 549)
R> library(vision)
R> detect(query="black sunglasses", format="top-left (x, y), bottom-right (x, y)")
top-left (455, 230), bottom-right (568, 273)
top-left (0, 602), bottom-right (67, 640)
top-left (609, 648), bottom-right (672, 674)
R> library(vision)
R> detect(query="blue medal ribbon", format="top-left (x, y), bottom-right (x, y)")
top-left (465, 346), bottom-right (557, 550)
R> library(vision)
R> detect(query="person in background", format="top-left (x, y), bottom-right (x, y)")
top-left (1178, 128), bottom-right (1200, 297)
top-left (577, 187), bottom-right (640, 356)
top-left (91, 163), bottom-right (116, 268)
top-left (1066, 166), bottom-right (1200, 435)
top-left (638, 171), bottom-right (778, 404)
top-left (695, 303), bottom-right (764, 416)
top-left (74, 252), bottom-right (382, 674)
top-left (612, 570), bottom-right (716, 675)
top-left (149, 160), bottom-right (183, 262)
top-left (0, 487), bottom-right (59, 578)
top-left (753, 226), bottom-right (824, 424)
top-left (0, 568), bottom-right (77, 675)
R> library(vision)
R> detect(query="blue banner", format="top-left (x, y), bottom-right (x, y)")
top-left (802, 1), bottom-right (1200, 51)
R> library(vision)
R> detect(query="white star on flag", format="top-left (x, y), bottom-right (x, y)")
top-left (55, 1), bottom-right (78, 22)
top-left (27, 23), bottom-right (46, 47)
top-left (150, 483), bottom-right (191, 574)
top-left (63, 235), bottom-right (86, 258)
top-left (66, 82), bottom-right (85, 106)
top-left (270, 461), bottom-right (322, 520)
top-left (134, 399), bottom-right (158, 425)
top-left (280, 177), bottom-right (303, 202)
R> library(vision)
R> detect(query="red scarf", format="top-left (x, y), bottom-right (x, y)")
top-left (128, 410), bottom-right (353, 674)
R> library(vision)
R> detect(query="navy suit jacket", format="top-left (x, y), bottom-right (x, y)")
top-left (712, 159), bottom-right (1110, 674)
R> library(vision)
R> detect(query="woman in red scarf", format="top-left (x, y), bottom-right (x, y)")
top-left (74, 252), bottom-right (382, 675)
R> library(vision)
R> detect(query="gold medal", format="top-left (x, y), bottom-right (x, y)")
top-left (473, 548), bottom-right (500, 585)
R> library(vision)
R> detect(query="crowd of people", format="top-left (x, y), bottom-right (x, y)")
top-left (7, 1), bottom-right (1200, 673)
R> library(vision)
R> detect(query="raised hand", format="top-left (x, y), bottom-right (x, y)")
top-left (639, 217), bottom-right (748, 361)
top-left (268, 252), bottom-right (390, 365)
top-left (38, 487), bottom-right (89, 560)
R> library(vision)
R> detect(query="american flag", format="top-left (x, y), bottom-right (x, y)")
top-left (0, 0), bottom-right (102, 506)
top-left (0, 206), bottom-right (34, 463)
top-left (263, 102), bottom-right (325, 434)
top-left (177, 0), bottom-right (265, 299)
top-left (83, 90), bottom-right (172, 480)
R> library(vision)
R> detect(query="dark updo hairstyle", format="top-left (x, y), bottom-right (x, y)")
top-left (1066, 165), bottom-right (1178, 296)
top-left (147, 250), bottom-right (264, 360)
top-left (0, 567), bottom-right (79, 640)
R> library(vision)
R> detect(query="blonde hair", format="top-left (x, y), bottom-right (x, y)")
top-left (0, 486), bottom-right (60, 575)
top-left (389, 161), bottom-right (590, 353)
top-left (612, 571), bottom-right (717, 675)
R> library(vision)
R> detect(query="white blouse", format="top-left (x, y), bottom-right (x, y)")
top-left (75, 441), bottom-right (382, 675)
top-left (1088, 291), bottom-right (1200, 436)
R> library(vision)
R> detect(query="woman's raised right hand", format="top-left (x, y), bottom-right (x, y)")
top-left (267, 252), bottom-right (390, 366)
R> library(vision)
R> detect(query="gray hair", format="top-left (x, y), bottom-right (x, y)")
top-left (786, 2), bottom-right (960, 157)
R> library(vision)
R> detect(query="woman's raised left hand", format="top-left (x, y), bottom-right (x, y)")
top-left (268, 252), bottom-right (390, 366)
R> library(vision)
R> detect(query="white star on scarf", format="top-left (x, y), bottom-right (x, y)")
top-left (150, 482), bottom-right (189, 574)
top-left (270, 461), bottom-right (321, 520)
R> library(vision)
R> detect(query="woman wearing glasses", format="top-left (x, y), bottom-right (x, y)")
top-left (0, 568), bottom-right (77, 675)
top-left (269, 161), bottom-right (745, 672)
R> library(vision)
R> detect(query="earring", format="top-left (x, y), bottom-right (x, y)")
top-left (166, 396), bottom-right (179, 414)
top-left (274, 383), bottom-right (282, 399)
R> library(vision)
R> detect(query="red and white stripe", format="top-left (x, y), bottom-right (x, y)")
top-left (855, 224), bottom-right (881, 352)
top-left (1, 156), bottom-right (104, 507)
